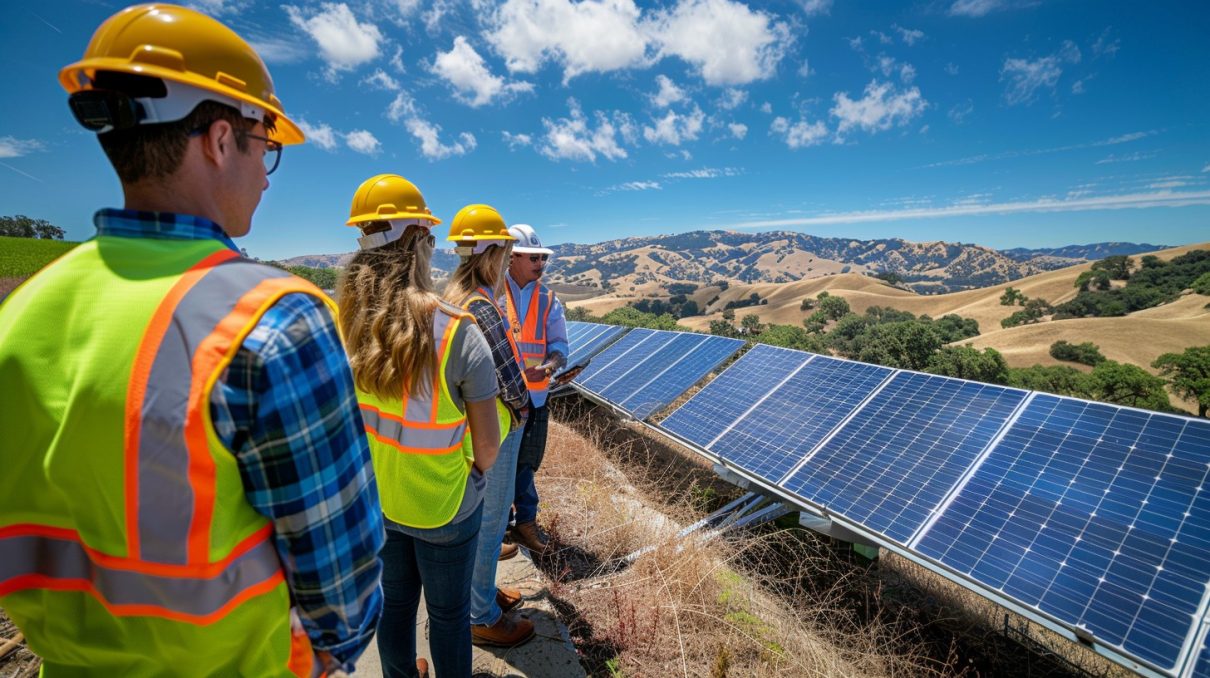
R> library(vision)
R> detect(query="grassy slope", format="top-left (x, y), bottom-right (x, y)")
top-left (0, 236), bottom-right (79, 279)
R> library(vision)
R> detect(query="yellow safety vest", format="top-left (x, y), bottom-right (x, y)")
top-left (0, 236), bottom-right (327, 676)
top-left (358, 303), bottom-right (476, 528)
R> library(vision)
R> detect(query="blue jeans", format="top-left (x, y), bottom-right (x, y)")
top-left (512, 404), bottom-right (549, 526)
top-left (377, 503), bottom-right (482, 678)
top-left (468, 428), bottom-right (523, 626)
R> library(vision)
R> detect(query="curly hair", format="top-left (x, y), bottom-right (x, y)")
top-left (337, 224), bottom-right (440, 400)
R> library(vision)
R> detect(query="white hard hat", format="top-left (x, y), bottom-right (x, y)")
top-left (508, 224), bottom-right (553, 255)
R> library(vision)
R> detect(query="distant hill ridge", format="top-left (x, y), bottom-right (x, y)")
top-left (277, 230), bottom-right (1166, 294)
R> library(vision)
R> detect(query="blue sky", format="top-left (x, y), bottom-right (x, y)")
top-left (1, 0), bottom-right (1208, 260)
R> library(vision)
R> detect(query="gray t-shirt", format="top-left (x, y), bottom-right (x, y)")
top-left (443, 317), bottom-right (498, 525)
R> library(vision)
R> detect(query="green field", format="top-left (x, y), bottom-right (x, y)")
top-left (0, 236), bottom-right (79, 278)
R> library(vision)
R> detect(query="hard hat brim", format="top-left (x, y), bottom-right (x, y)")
top-left (346, 212), bottom-right (441, 226)
top-left (60, 58), bottom-right (305, 146)
top-left (512, 245), bottom-right (554, 255)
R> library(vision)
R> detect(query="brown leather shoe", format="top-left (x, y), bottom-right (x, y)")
top-left (512, 521), bottom-right (549, 555)
top-left (498, 541), bottom-right (519, 561)
top-left (496, 586), bottom-right (523, 613)
top-left (471, 611), bottom-right (535, 647)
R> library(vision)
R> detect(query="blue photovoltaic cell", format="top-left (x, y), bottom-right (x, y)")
top-left (1192, 628), bottom-right (1210, 678)
top-left (573, 328), bottom-right (655, 385)
top-left (621, 335), bottom-right (745, 420)
top-left (562, 323), bottom-right (625, 372)
top-left (711, 356), bottom-right (893, 485)
top-left (579, 329), bottom-right (674, 392)
top-left (782, 371), bottom-right (1027, 544)
top-left (660, 344), bottom-right (809, 451)
top-left (596, 332), bottom-right (708, 405)
top-left (915, 394), bottom-right (1210, 673)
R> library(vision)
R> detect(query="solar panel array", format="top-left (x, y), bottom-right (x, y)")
top-left (562, 323), bottom-right (743, 421)
top-left (648, 342), bottom-right (1210, 677)
top-left (560, 322), bottom-right (1210, 676)
top-left (558, 321), bottom-right (626, 379)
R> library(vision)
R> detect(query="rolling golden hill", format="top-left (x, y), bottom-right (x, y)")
top-left (570, 242), bottom-right (1209, 408)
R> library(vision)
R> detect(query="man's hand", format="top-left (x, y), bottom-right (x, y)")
top-left (524, 365), bottom-right (550, 382)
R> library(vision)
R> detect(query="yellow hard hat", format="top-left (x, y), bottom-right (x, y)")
top-left (59, 3), bottom-right (303, 145)
top-left (447, 204), bottom-right (515, 242)
top-left (347, 174), bottom-right (440, 227)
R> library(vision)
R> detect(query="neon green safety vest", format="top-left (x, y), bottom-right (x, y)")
top-left (0, 236), bottom-right (328, 677)
top-left (358, 303), bottom-right (478, 528)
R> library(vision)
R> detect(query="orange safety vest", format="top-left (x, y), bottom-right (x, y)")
top-left (0, 238), bottom-right (328, 676)
top-left (503, 279), bottom-right (555, 393)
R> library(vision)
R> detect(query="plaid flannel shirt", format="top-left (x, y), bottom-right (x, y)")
top-left (466, 288), bottom-right (530, 422)
top-left (94, 209), bottom-right (384, 670)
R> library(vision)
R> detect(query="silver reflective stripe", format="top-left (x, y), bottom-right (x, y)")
top-left (136, 258), bottom-right (293, 564)
top-left (518, 340), bottom-right (545, 356)
top-left (0, 533), bottom-right (282, 618)
top-left (361, 408), bottom-right (467, 451)
top-left (401, 310), bottom-right (456, 424)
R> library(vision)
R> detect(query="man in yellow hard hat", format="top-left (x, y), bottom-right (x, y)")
top-left (0, 4), bottom-right (383, 675)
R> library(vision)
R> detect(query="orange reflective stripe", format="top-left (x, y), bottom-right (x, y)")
top-left (287, 624), bottom-right (315, 678)
top-left (184, 275), bottom-right (325, 564)
top-left (364, 428), bottom-right (464, 456)
top-left (124, 248), bottom-right (239, 559)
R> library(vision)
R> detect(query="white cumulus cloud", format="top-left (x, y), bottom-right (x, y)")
top-left (286, 3), bottom-right (382, 76)
top-left (949, 0), bottom-right (1004, 17)
top-left (643, 106), bottom-right (705, 145)
top-left (652, 0), bottom-right (792, 86)
top-left (717, 88), bottom-right (748, 110)
top-left (407, 119), bottom-right (477, 160)
top-left (538, 98), bottom-right (629, 162)
top-left (362, 68), bottom-right (401, 91)
top-left (0, 136), bottom-right (44, 158)
top-left (771, 116), bottom-right (828, 149)
top-left (1000, 40), bottom-right (1081, 105)
top-left (297, 119), bottom-right (339, 151)
top-left (431, 36), bottom-right (533, 107)
top-left (893, 24), bottom-right (924, 46)
top-left (502, 131), bottom-right (533, 149)
top-left (728, 122), bottom-right (748, 139)
top-left (652, 74), bottom-right (687, 108)
top-left (486, 0), bottom-right (650, 84)
top-left (799, 0), bottom-right (831, 16)
top-left (345, 129), bottom-right (381, 155)
top-left (831, 80), bottom-right (927, 137)
top-left (387, 91), bottom-right (477, 160)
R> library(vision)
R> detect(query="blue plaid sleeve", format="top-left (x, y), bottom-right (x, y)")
top-left (211, 292), bottom-right (384, 670)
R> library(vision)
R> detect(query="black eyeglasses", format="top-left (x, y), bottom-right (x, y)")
top-left (514, 254), bottom-right (548, 262)
top-left (188, 123), bottom-right (283, 175)
top-left (241, 131), bottom-right (283, 176)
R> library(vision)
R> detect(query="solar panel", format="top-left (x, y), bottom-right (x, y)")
top-left (560, 323), bottom-right (626, 374)
top-left (711, 356), bottom-right (894, 485)
top-left (914, 394), bottom-right (1210, 675)
top-left (620, 335), bottom-right (745, 420)
top-left (594, 331), bottom-right (707, 402)
top-left (659, 344), bottom-right (810, 452)
top-left (1187, 620), bottom-right (1210, 678)
top-left (782, 372), bottom-right (1028, 544)
top-left (577, 328), bottom-right (668, 390)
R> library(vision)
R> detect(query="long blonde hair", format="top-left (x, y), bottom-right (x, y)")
top-left (338, 223), bottom-right (440, 400)
top-left (443, 243), bottom-right (511, 307)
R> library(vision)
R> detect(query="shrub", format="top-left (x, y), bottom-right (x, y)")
top-left (1049, 340), bottom-right (1106, 366)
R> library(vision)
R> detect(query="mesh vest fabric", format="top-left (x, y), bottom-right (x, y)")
top-left (358, 305), bottom-right (474, 528)
top-left (0, 236), bottom-right (330, 676)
